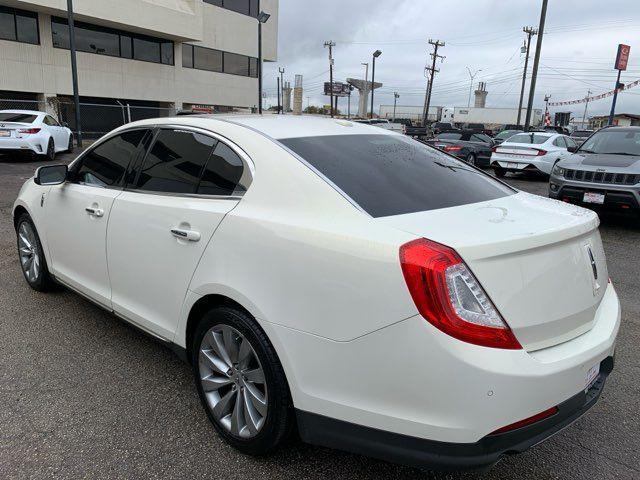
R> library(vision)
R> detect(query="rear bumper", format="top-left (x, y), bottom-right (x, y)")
top-left (490, 154), bottom-right (554, 174)
top-left (297, 356), bottom-right (614, 471)
top-left (0, 137), bottom-right (43, 154)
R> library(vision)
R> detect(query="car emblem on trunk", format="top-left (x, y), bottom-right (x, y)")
top-left (584, 244), bottom-right (600, 296)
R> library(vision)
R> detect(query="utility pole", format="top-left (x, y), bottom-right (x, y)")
top-left (393, 92), bottom-right (399, 120)
top-left (347, 85), bottom-right (353, 118)
top-left (362, 62), bottom-right (369, 117)
top-left (66, 0), bottom-right (82, 147)
top-left (544, 94), bottom-right (551, 126)
top-left (466, 67), bottom-right (482, 108)
top-left (324, 41), bottom-right (336, 117)
top-left (582, 90), bottom-right (592, 128)
top-left (524, 0), bottom-right (548, 129)
top-left (278, 67), bottom-right (285, 114)
top-left (517, 26), bottom-right (537, 126)
top-left (276, 76), bottom-right (281, 114)
top-left (422, 39), bottom-right (445, 127)
top-left (370, 50), bottom-right (382, 119)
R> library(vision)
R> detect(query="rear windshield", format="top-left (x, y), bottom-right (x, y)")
top-left (279, 134), bottom-right (514, 217)
top-left (495, 130), bottom-right (521, 140)
top-left (571, 131), bottom-right (592, 138)
top-left (507, 133), bottom-right (549, 144)
top-left (579, 129), bottom-right (640, 155)
top-left (437, 132), bottom-right (463, 140)
top-left (0, 113), bottom-right (37, 123)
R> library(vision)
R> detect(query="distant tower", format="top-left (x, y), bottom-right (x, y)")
top-left (293, 75), bottom-right (303, 115)
top-left (474, 82), bottom-right (488, 108)
top-left (282, 81), bottom-right (292, 112)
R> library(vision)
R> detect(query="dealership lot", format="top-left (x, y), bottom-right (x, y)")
top-left (1, 153), bottom-right (639, 479)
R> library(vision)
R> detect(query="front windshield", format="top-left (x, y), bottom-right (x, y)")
top-left (579, 129), bottom-right (640, 155)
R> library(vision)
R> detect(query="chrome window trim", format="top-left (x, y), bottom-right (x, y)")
top-left (69, 124), bottom-right (254, 197)
top-left (218, 118), bottom-right (372, 217)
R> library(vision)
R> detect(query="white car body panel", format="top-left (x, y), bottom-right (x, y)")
top-left (12, 115), bottom-right (621, 456)
top-left (0, 110), bottom-right (71, 156)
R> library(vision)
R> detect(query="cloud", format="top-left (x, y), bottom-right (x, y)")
top-left (264, 0), bottom-right (640, 119)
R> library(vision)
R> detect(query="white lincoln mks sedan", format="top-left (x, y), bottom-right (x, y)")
top-left (13, 115), bottom-right (619, 470)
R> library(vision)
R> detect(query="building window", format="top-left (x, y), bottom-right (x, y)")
top-left (0, 7), bottom-right (39, 45)
top-left (51, 17), bottom-right (174, 65)
top-left (203, 0), bottom-right (260, 18)
top-left (183, 44), bottom-right (257, 78)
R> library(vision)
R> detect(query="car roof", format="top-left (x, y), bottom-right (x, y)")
top-left (0, 109), bottom-right (44, 116)
top-left (122, 114), bottom-right (398, 140)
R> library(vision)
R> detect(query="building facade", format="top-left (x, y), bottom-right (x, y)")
top-left (0, 0), bottom-right (278, 134)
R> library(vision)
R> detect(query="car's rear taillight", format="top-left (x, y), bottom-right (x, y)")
top-left (491, 146), bottom-right (499, 153)
top-left (399, 238), bottom-right (521, 349)
top-left (18, 128), bottom-right (41, 135)
top-left (535, 149), bottom-right (547, 156)
top-left (490, 407), bottom-right (558, 435)
top-left (443, 145), bottom-right (463, 152)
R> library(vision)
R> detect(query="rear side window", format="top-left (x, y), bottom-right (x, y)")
top-left (134, 129), bottom-right (216, 194)
top-left (198, 142), bottom-right (245, 195)
top-left (73, 129), bottom-right (148, 187)
top-left (280, 134), bottom-right (514, 218)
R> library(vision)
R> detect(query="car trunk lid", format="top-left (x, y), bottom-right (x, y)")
top-left (378, 192), bottom-right (607, 351)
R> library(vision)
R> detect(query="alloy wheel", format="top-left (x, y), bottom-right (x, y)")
top-left (18, 222), bottom-right (40, 283)
top-left (199, 324), bottom-right (268, 438)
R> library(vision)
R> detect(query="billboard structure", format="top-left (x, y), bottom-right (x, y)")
top-left (324, 82), bottom-right (351, 97)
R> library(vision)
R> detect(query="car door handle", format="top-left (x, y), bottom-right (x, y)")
top-left (171, 228), bottom-right (201, 242)
top-left (85, 207), bottom-right (104, 217)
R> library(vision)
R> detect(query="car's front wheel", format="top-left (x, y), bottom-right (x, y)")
top-left (16, 213), bottom-right (55, 291)
top-left (192, 306), bottom-right (294, 455)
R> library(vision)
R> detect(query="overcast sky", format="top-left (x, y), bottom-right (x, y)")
top-left (263, 0), bottom-right (640, 119)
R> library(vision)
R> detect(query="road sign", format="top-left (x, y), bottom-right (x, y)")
top-left (615, 44), bottom-right (631, 71)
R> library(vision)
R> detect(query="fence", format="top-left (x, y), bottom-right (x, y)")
top-left (0, 99), bottom-right (176, 139)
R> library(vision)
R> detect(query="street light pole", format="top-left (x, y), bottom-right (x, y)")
top-left (66, 0), bottom-right (82, 147)
top-left (256, 11), bottom-right (271, 114)
top-left (370, 50), bottom-right (381, 119)
top-left (466, 67), bottom-right (481, 108)
top-left (393, 92), bottom-right (399, 120)
top-left (278, 67), bottom-right (285, 114)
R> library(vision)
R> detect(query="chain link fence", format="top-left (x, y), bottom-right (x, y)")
top-left (0, 98), bottom-right (176, 139)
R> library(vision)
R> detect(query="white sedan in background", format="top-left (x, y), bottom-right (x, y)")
top-left (0, 110), bottom-right (73, 160)
top-left (490, 131), bottom-right (577, 177)
top-left (13, 115), bottom-right (619, 471)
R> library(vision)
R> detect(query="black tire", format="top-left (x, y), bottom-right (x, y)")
top-left (466, 153), bottom-right (476, 166)
top-left (66, 134), bottom-right (74, 153)
top-left (41, 138), bottom-right (55, 160)
top-left (16, 213), bottom-right (55, 292)
top-left (192, 306), bottom-right (294, 455)
top-left (493, 165), bottom-right (506, 178)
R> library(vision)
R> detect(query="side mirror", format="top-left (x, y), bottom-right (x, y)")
top-left (35, 164), bottom-right (68, 185)
top-left (566, 146), bottom-right (577, 153)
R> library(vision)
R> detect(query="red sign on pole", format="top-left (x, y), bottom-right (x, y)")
top-left (615, 44), bottom-right (631, 71)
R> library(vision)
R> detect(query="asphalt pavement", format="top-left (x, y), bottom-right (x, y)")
top-left (1, 150), bottom-right (639, 479)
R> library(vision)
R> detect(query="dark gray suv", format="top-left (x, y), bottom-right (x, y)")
top-left (549, 126), bottom-right (640, 213)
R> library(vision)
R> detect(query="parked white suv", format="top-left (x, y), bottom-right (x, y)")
top-left (0, 110), bottom-right (73, 159)
top-left (13, 116), bottom-right (619, 471)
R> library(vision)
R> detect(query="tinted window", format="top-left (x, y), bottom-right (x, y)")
top-left (495, 130), bottom-right (521, 140)
top-left (75, 24), bottom-right (120, 56)
top-left (438, 132), bottom-right (462, 140)
top-left (249, 0), bottom-right (259, 17)
top-left (580, 129), bottom-right (640, 156)
top-left (224, 51), bottom-right (249, 76)
top-left (565, 137), bottom-right (577, 148)
top-left (249, 57), bottom-right (258, 78)
top-left (0, 113), bottom-right (37, 123)
top-left (1, 7), bottom-right (38, 44)
top-left (74, 130), bottom-right (148, 187)
top-left (43, 116), bottom-right (59, 126)
top-left (507, 133), bottom-right (549, 144)
top-left (552, 137), bottom-right (566, 147)
top-left (204, 0), bottom-right (224, 6)
top-left (198, 142), bottom-right (244, 195)
top-left (161, 41), bottom-right (173, 64)
top-left (134, 37), bottom-right (160, 62)
top-left (120, 35), bottom-right (132, 58)
top-left (280, 134), bottom-right (514, 218)
top-left (135, 129), bottom-right (216, 194)
top-left (471, 133), bottom-right (491, 143)
top-left (182, 44), bottom-right (194, 68)
top-left (194, 46), bottom-right (223, 72)
top-left (225, 0), bottom-right (250, 15)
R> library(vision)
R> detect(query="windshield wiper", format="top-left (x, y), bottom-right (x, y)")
top-left (604, 152), bottom-right (637, 156)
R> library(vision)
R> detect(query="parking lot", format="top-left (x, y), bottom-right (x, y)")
top-left (1, 152), bottom-right (638, 479)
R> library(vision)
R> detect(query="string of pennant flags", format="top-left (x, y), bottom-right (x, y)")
top-left (548, 79), bottom-right (640, 106)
